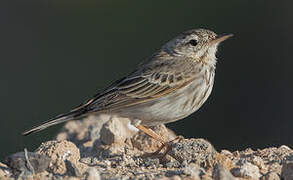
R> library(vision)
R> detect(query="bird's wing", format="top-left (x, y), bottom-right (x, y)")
top-left (83, 58), bottom-right (197, 112)
top-left (22, 65), bottom-right (195, 136)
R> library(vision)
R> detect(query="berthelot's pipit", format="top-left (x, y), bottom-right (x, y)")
top-left (23, 29), bottom-right (232, 151)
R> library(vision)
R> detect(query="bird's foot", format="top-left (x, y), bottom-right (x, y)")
top-left (152, 135), bottom-right (184, 159)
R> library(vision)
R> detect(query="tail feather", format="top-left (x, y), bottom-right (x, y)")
top-left (22, 110), bottom-right (84, 136)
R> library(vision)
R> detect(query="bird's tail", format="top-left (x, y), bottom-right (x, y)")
top-left (22, 109), bottom-right (86, 136)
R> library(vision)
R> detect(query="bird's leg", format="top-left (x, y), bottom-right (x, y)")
top-left (136, 125), bottom-right (168, 156)
top-left (161, 135), bottom-right (184, 157)
top-left (136, 125), bottom-right (184, 157)
top-left (136, 124), bottom-right (166, 145)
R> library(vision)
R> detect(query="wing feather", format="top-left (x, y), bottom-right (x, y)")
top-left (85, 74), bottom-right (193, 112)
top-left (84, 58), bottom-right (198, 112)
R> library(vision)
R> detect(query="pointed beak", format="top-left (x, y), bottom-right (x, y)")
top-left (210, 33), bottom-right (233, 44)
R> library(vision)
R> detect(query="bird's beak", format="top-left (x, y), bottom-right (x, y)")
top-left (210, 33), bottom-right (233, 45)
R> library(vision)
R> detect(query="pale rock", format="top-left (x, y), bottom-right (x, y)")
top-left (261, 171), bottom-right (280, 180)
top-left (212, 164), bottom-right (236, 180)
top-left (85, 167), bottom-right (101, 180)
top-left (36, 140), bottom-right (80, 175)
top-left (183, 163), bottom-right (201, 179)
top-left (220, 149), bottom-right (233, 156)
top-left (100, 115), bottom-right (138, 145)
top-left (231, 160), bottom-right (261, 179)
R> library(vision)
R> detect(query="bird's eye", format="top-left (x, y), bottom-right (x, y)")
top-left (188, 39), bottom-right (197, 46)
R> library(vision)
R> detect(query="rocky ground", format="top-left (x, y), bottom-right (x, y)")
top-left (1, 114), bottom-right (293, 180)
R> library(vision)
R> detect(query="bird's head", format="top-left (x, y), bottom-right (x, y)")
top-left (163, 28), bottom-right (233, 67)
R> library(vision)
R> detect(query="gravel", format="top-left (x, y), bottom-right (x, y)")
top-left (2, 114), bottom-right (293, 180)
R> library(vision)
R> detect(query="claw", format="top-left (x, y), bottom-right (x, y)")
top-left (152, 135), bottom-right (185, 159)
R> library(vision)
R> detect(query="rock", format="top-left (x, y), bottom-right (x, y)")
top-left (85, 167), bottom-right (101, 180)
top-left (5, 150), bottom-right (50, 175)
top-left (227, 145), bottom-right (293, 177)
top-left (231, 159), bottom-right (261, 179)
top-left (131, 124), bottom-right (176, 153)
top-left (56, 114), bottom-right (118, 158)
top-left (214, 153), bottom-right (234, 171)
top-left (100, 115), bottom-right (138, 145)
top-left (281, 160), bottom-right (293, 180)
top-left (220, 149), bottom-right (233, 157)
top-left (65, 160), bottom-right (81, 177)
top-left (254, 145), bottom-right (293, 167)
top-left (27, 171), bottom-right (52, 180)
top-left (169, 175), bottom-right (182, 180)
top-left (67, 177), bottom-right (81, 180)
top-left (56, 114), bottom-right (110, 145)
top-left (5, 113), bottom-right (293, 179)
top-left (141, 157), bottom-right (160, 168)
top-left (183, 163), bottom-right (201, 179)
top-left (212, 164), bottom-right (236, 180)
top-left (261, 171), bottom-right (280, 180)
top-left (168, 138), bottom-right (217, 164)
top-left (250, 155), bottom-right (266, 174)
top-left (36, 140), bottom-right (81, 175)
top-left (279, 145), bottom-right (291, 151)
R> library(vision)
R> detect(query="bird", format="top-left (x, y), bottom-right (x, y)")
top-left (23, 28), bottom-right (232, 148)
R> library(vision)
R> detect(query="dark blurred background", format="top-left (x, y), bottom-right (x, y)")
top-left (1, 0), bottom-right (292, 159)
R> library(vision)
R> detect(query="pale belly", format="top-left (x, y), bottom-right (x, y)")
top-left (113, 74), bottom-right (214, 126)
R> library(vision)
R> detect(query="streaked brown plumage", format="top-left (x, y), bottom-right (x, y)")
top-left (23, 29), bottom-right (232, 143)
